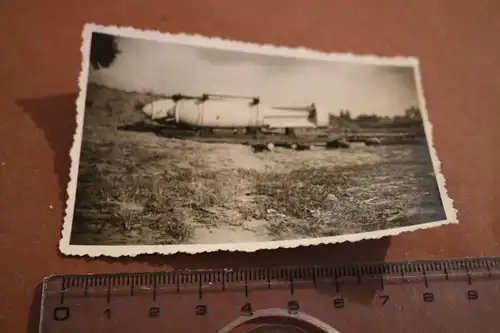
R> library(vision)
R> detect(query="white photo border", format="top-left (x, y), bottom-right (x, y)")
top-left (59, 23), bottom-right (458, 257)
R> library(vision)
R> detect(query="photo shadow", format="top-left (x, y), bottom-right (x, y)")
top-left (18, 93), bottom-right (76, 333)
top-left (17, 93), bottom-right (78, 206)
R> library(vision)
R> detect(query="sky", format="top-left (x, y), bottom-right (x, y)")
top-left (87, 35), bottom-right (421, 118)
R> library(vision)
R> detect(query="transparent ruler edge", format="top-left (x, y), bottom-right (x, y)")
top-left (42, 256), bottom-right (500, 283)
top-left (37, 256), bottom-right (500, 332)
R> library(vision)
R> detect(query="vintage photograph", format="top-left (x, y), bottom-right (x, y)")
top-left (60, 24), bottom-right (457, 256)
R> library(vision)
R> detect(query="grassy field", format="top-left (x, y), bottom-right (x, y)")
top-left (69, 84), bottom-right (447, 245)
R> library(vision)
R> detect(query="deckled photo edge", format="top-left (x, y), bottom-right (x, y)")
top-left (81, 23), bottom-right (420, 66)
top-left (64, 219), bottom-right (456, 258)
top-left (58, 23), bottom-right (458, 258)
top-left (412, 60), bottom-right (458, 224)
top-left (59, 23), bottom-right (93, 255)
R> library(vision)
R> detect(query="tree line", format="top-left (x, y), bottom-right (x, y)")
top-left (331, 107), bottom-right (423, 129)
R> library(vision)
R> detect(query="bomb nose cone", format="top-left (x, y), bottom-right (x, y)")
top-left (140, 99), bottom-right (176, 120)
top-left (141, 103), bottom-right (154, 118)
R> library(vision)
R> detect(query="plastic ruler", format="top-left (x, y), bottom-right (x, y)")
top-left (38, 256), bottom-right (500, 333)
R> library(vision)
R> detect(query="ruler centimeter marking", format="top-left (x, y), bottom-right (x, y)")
top-left (40, 257), bottom-right (500, 333)
top-left (49, 257), bottom-right (499, 292)
top-left (47, 256), bottom-right (500, 312)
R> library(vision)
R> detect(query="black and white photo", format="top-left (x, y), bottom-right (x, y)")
top-left (59, 24), bottom-right (457, 256)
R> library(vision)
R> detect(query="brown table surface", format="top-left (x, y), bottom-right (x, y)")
top-left (1, 1), bottom-right (499, 332)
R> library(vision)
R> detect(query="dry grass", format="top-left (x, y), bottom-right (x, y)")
top-left (69, 84), bottom-right (447, 245)
top-left (251, 154), bottom-right (444, 240)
